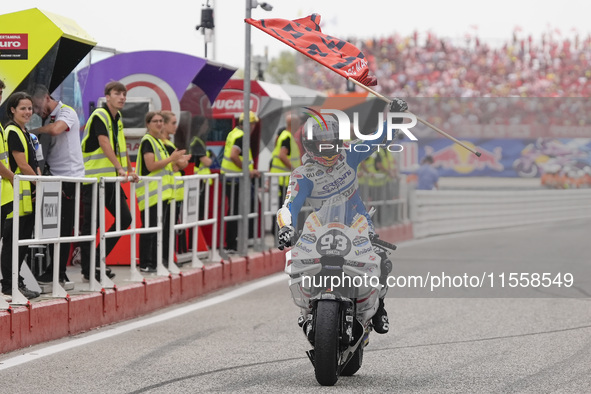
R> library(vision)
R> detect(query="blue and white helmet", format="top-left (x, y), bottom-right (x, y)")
top-left (302, 117), bottom-right (342, 166)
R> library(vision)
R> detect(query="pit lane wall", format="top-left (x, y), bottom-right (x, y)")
top-left (411, 189), bottom-right (591, 239)
top-left (0, 249), bottom-right (288, 354)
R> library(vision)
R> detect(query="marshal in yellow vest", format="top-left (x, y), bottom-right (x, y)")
top-left (136, 134), bottom-right (175, 211)
top-left (4, 125), bottom-right (33, 218)
top-left (220, 127), bottom-right (253, 174)
top-left (270, 129), bottom-right (301, 186)
top-left (0, 124), bottom-right (14, 208)
top-left (80, 108), bottom-right (128, 182)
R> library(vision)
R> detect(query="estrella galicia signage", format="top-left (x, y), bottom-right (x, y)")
top-left (0, 34), bottom-right (28, 59)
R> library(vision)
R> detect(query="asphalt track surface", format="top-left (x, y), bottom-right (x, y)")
top-left (1, 218), bottom-right (590, 393)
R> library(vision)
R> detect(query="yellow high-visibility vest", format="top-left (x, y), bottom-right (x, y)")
top-left (81, 108), bottom-right (128, 182)
top-left (162, 138), bottom-right (184, 201)
top-left (136, 133), bottom-right (175, 211)
top-left (220, 127), bottom-right (253, 174)
top-left (0, 124), bottom-right (14, 207)
top-left (270, 129), bottom-right (300, 186)
top-left (364, 152), bottom-right (383, 187)
top-left (5, 125), bottom-right (33, 218)
top-left (190, 136), bottom-right (213, 185)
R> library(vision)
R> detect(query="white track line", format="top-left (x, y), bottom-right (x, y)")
top-left (0, 274), bottom-right (286, 371)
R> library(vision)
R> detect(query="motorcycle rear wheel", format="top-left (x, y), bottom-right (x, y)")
top-left (314, 300), bottom-right (341, 386)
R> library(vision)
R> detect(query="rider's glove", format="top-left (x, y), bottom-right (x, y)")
top-left (389, 98), bottom-right (408, 113)
top-left (278, 225), bottom-right (295, 250)
top-left (389, 98), bottom-right (408, 127)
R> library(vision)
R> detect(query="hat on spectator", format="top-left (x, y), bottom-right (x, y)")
top-left (239, 111), bottom-right (259, 123)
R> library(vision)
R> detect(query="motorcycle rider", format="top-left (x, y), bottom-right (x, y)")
top-left (276, 98), bottom-right (408, 334)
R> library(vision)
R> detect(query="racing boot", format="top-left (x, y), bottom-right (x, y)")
top-left (378, 253), bottom-right (392, 286)
top-left (298, 314), bottom-right (314, 342)
top-left (372, 298), bottom-right (389, 334)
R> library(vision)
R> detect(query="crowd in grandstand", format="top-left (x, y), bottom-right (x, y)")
top-left (297, 31), bottom-right (591, 99)
top-left (401, 97), bottom-right (591, 131)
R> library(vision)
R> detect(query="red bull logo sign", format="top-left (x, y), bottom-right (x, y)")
top-left (425, 141), bottom-right (503, 174)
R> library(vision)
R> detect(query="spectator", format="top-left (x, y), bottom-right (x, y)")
top-left (189, 116), bottom-right (214, 225)
top-left (159, 110), bottom-right (190, 254)
top-left (296, 31), bottom-right (591, 98)
top-left (136, 111), bottom-right (186, 272)
top-left (269, 112), bottom-right (301, 206)
top-left (0, 92), bottom-right (41, 299)
top-left (0, 79), bottom-right (14, 238)
top-left (220, 111), bottom-right (260, 252)
top-left (160, 111), bottom-right (190, 198)
top-left (416, 155), bottom-right (439, 190)
top-left (31, 85), bottom-right (84, 288)
top-left (79, 81), bottom-right (139, 282)
top-left (189, 116), bottom-right (214, 178)
top-left (188, 116), bottom-right (215, 251)
top-left (269, 112), bottom-right (302, 237)
top-left (291, 114), bottom-right (306, 162)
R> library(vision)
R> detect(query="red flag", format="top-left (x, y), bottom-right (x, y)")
top-left (245, 14), bottom-right (377, 86)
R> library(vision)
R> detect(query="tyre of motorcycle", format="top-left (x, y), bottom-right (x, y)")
top-left (314, 300), bottom-right (341, 386)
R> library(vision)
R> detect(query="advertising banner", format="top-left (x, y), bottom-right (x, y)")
top-left (420, 138), bottom-right (591, 178)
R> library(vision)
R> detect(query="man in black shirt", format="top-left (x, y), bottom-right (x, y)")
top-left (79, 81), bottom-right (139, 282)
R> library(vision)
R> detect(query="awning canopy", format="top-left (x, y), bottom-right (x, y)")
top-left (210, 79), bottom-right (291, 118)
top-left (77, 50), bottom-right (236, 119)
top-left (281, 83), bottom-right (327, 107)
top-left (0, 8), bottom-right (96, 121)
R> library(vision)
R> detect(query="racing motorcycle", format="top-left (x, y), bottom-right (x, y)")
top-left (282, 200), bottom-right (397, 386)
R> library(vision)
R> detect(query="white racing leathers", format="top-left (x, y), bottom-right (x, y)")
top-left (278, 124), bottom-right (398, 299)
top-left (281, 151), bottom-right (373, 230)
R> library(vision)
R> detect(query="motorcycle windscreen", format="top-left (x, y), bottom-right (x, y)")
top-left (292, 200), bottom-right (381, 302)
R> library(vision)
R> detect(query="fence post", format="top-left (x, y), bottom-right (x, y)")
top-left (155, 178), bottom-right (169, 277)
top-left (128, 181), bottom-right (144, 282)
top-left (209, 174), bottom-right (222, 263)
top-left (191, 177), bottom-right (203, 268)
top-left (253, 176), bottom-right (264, 252)
top-left (96, 178), bottom-right (115, 290)
top-left (0, 174), bottom-right (7, 308)
top-left (218, 173), bottom-right (228, 261)
top-left (9, 175), bottom-right (27, 305)
top-left (167, 178), bottom-right (181, 274)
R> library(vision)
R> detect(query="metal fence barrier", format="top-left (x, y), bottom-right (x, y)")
top-left (169, 173), bottom-right (221, 268)
top-left (0, 169), bottom-right (410, 308)
top-left (258, 172), bottom-right (409, 248)
top-left (4, 175), bottom-right (98, 304)
top-left (98, 176), bottom-right (167, 290)
top-left (218, 173), bottom-right (262, 259)
top-left (260, 172), bottom-right (289, 249)
top-left (358, 174), bottom-right (409, 228)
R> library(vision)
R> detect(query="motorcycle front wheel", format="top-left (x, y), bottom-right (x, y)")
top-left (314, 300), bottom-right (341, 386)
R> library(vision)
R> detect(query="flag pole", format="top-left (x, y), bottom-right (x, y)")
top-left (347, 77), bottom-right (482, 157)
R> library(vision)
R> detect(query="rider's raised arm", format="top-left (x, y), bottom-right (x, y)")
top-left (348, 98), bottom-right (408, 168)
top-left (277, 166), bottom-right (313, 230)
